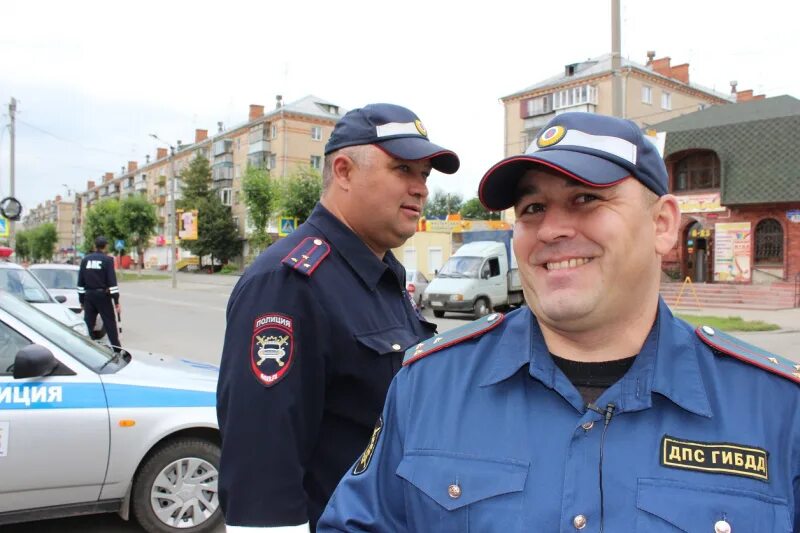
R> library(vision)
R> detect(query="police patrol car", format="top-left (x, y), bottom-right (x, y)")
top-left (0, 290), bottom-right (221, 532)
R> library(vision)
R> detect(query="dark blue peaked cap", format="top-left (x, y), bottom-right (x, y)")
top-left (479, 112), bottom-right (668, 210)
top-left (324, 103), bottom-right (460, 174)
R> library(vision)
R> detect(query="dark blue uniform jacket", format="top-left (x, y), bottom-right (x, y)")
top-left (216, 203), bottom-right (436, 529)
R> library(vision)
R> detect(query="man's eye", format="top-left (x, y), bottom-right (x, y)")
top-left (397, 164), bottom-right (411, 173)
top-left (521, 203), bottom-right (545, 214)
top-left (575, 193), bottom-right (600, 204)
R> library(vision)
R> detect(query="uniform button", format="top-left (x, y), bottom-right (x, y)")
top-left (714, 520), bottom-right (731, 533)
top-left (313, 239), bottom-right (323, 245)
top-left (447, 484), bottom-right (461, 499)
top-left (572, 514), bottom-right (587, 530)
top-left (391, 344), bottom-right (401, 351)
top-left (581, 421), bottom-right (594, 431)
top-left (487, 313), bottom-right (498, 322)
top-left (702, 325), bottom-right (716, 336)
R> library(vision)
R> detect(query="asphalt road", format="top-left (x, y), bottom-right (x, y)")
top-left (6, 272), bottom-right (797, 531)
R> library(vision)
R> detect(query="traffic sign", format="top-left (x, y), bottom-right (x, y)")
top-left (279, 217), bottom-right (298, 237)
top-left (0, 217), bottom-right (8, 238)
top-left (115, 239), bottom-right (125, 251)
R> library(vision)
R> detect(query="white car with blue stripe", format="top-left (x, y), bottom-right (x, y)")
top-left (0, 291), bottom-right (221, 532)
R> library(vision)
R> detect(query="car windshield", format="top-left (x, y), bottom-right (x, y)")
top-left (0, 291), bottom-right (115, 370)
top-left (0, 268), bottom-right (53, 303)
top-left (30, 268), bottom-right (78, 289)
top-left (436, 257), bottom-right (482, 279)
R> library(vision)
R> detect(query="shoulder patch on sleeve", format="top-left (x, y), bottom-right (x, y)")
top-left (281, 237), bottom-right (331, 276)
top-left (403, 312), bottom-right (505, 366)
top-left (696, 325), bottom-right (800, 384)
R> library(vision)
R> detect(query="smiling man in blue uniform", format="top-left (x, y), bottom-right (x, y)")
top-left (318, 112), bottom-right (800, 532)
top-left (216, 103), bottom-right (459, 532)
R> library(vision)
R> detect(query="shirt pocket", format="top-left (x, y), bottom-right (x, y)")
top-left (397, 450), bottom-right (529, 533)
top-left (636, 478), bottom-right (792, 532)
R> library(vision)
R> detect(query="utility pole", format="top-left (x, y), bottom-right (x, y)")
top-left (150, 134), bottom-right (178, 288)
top-left (8, 97), bottom-right (16, 247)
top-left (611, 0), bottom-right (623, 118)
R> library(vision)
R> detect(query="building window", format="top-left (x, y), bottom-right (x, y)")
top-left (642, 85), bottom-right (653, 104)
top-left (553, 85), bottom-right (597, 110)
top-left (673, 151), bottom-right (720, 191)
top-left (754, 219), bottom-right (784, 264)
top-left (271, 125), bottom-right (278, 139)
top-left (661, 91), bottom-right (672, 110)
top-left (311, 126), bottom-right (322, 141)
top-left (268, 153), bottom-right (276, 170)
top-left (310, 155), bottom-right (322, 170)
top-left (221, 188), bottom-right (232, 206)
top-left (521, 94), bottom-right (553, 118)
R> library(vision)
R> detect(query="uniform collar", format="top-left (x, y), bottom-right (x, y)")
top-left (480, 300), bottom-right (712, 418)
top-left (306, 203), bottom-right (403, 290)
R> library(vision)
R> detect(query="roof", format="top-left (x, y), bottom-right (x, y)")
top-left (266, 95), bottom-right (346, 122)
top-left (653, 95), bottom-right (800, 204)
top-left (503, 53), bottom-right (732, 102)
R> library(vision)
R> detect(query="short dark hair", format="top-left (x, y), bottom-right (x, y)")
top-left (95, 236), bottom-right (108, 249)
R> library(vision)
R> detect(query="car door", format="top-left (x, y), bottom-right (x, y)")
top-left (481, 257), bottom-right (507, 306)
top-left (0, 311), bottom-right (110, 513)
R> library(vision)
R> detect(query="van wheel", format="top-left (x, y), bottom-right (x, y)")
top-left (433, 310), bottom-right (445, 318)
top-left (131, 438), bottom-right (222, 533)
top-left (473, 298), bottom-right (491, 319)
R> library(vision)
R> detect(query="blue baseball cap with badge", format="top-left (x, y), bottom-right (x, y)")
top-left (324, 103), bottom-right (460, 174)
top-left (479, 112), bottom-right (668, 210)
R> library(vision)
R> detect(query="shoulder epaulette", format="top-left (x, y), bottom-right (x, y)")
top-left (403, 312), bottom-right (505, 366)
top-left (696, 325), bottom-right (800, 384)
top-left (281, 237), bottom-right (331, 277)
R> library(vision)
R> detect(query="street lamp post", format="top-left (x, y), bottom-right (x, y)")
top-left (150, 134), bottom-right (178, 289)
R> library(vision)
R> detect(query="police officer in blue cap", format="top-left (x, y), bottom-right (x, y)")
top-left (319, 112), bottom-right (800, 532)
top-left (217, 103), bottom-right (459, 531)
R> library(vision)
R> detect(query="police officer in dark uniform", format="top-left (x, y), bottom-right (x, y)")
top-left (77, 236), bottom-right (121, 349)
top-left (216, 103), bottom-right (460, 531)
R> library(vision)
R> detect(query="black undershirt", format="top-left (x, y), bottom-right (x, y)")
top-left (551, 353), bottom-right (637, 406)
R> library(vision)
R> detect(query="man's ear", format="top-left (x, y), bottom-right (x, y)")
top-left (331, 153), bottom-right (355, 191)
top-left (653, 194), bottom-right (680, 256)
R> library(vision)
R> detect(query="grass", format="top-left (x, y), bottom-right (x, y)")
top-left (676, 314), bottom-right (780, 332)
top-left (118, 271), bottom-right (170, 282)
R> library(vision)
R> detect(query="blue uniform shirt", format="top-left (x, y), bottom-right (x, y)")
top-left (216, 203), bottom-right (436, 529)
top-left (319, 301), bottom-right (800, 532)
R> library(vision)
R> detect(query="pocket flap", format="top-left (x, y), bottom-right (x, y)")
top-left (397, 450), bottom-right (529, 511)
top-left (637, 478), bottom-right (791, 532)
top-left (355, 327), bottom-right (419, 356)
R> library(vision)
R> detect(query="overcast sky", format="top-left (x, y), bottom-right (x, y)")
top-left (1, 0), bottom-right (797, 212)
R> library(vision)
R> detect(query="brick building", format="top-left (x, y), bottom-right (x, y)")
top-left (653, 95), bottom-right (800, 284)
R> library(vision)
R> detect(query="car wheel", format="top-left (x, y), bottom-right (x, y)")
top-left (433, 310), bottom-right (445, 318)
top-left (131, 438), bottom-right (222, 533)
top-left (473, 297), bottom-right (491, 319)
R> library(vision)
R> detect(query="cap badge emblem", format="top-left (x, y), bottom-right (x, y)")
top-left (537, 125), bottom-right (566, 148)
top-left (415, 119), bottom-right (428, 137)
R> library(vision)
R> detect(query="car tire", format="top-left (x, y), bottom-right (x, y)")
top-left (433, 310), bottom-right (445, 318)
top-left (473, 297), bottom-right (491, 319)
top-left (131, 438), bottom-right (222, 533)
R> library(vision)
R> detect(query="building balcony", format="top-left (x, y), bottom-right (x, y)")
top-left (135, 181), bottom-right (148, 192)
top-left (248, 140), bottom-right (271, 154)
top-left (213, 153), bottom-right (234, 165)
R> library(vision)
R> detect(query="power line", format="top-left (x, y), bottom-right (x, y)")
top-left (16, 119), bottom-right (130, 157)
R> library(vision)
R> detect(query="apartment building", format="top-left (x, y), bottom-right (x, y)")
top-left (22, 195), bottom-right (76, 258)
top-left (66, 94), bottom-right (343, 266)
top-left (501, 51), bottom-right (746, 158)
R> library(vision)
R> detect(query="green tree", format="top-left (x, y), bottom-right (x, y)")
top-left (179, 155), bottom-right (213, 207)
top-left (275, 166), bottom-right (322, 222)
top-left (460, 197), bottom-right (501, 220)
top-left (181, 196), bottom-right (242, 268)
top-left (119, 195), bottom-right (159, 270)
top-left (30, 223), bottom-right (58, 262)
top-left (14, 230), bottom-right (31, 262)
top-left (424, 190), bottom-right (463, 219)
top-left (242, 165), bottom-right (276, 255)
top-left (83, 199), bottom-right (125, 253)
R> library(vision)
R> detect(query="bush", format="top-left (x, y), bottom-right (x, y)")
top-left (220, 264), bottom-right (239, 275)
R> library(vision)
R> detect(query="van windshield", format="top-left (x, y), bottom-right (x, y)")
top-left (436, 257), bottom-right (482, 278)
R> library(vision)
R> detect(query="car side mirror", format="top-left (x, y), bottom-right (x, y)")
top-left (13, 345), bottom-right (74, 379)
top-left (55, 295), bottom-right (67, 303)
